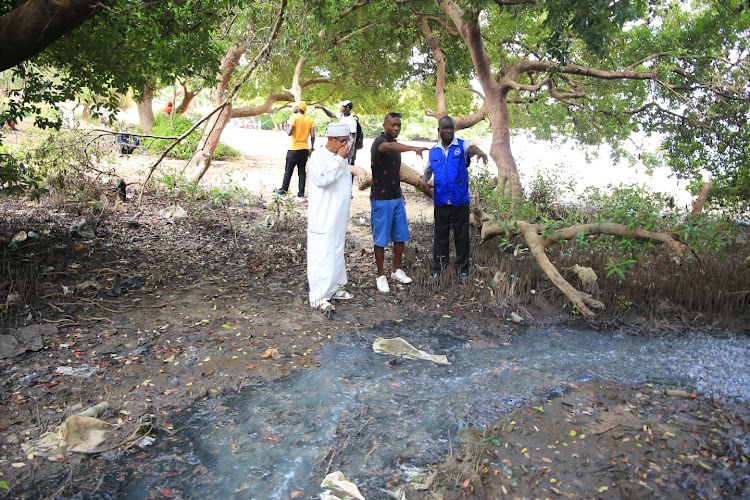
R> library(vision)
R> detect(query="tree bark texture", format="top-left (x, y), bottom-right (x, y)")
top-left (176, 86), bottom-right (200, 115)
top-left (0, 0), bottom-right (101, 71)
top-left (136, 86), bottom-right (155, 134)
top-left (188, 102), bottom-right (233, 183)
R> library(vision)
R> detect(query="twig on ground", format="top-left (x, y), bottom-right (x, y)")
top-left (364, 440), bottom-right (378, 466)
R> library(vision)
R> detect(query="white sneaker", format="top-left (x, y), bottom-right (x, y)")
top-left (391, 269), bottom-right (412, 284)
top-left (294, 196), bottom-right (305, 203)
top-left (376, 275), bottom-right (390, 293)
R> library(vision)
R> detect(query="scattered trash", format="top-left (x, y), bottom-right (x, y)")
top-left (27, 230), bottom-right (39, 239)
top-left (159, 205), bottom-right (188, 219)
top-left (8, 231), bottom-right (27, 248)
top-left (509, 312), bottom-right (525, 325)
top-left (0, 324), bottom-right (58, 359)
top-left (373, 337), bottom-right (450, 365)
top-left (22, 416), bottom-right (114, 457)
top-left (568, 264), bottom-right (600, 296)
top-left (69, 218), bottom-right (96, 238)
top-left (74, 402), bottom-right (111, 418)
top-left (140, 435), bottom-right (156, 447)
top-left (319, 471), bottom-right (365, 500)
top-left (56, 366), bottom-right (98, 378)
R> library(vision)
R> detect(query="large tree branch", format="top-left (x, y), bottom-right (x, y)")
top-left (540, 223), bottom-right (687, 258)
top-left (418, 15), bottom-right (447, 117)
top-left (477, 214), bottom-right (691, 317)
top-left (439, 0), bottom-right (499, 95)
top-left (226, 0), bottom-right (286, 101)
top-left (517, 221), bottom-right (603, 318)
top-left (0, 0), bottom-right (102, 71)
top-left (231, 76), bottom-right (331, 118)
top-left (231, 92), bottom-right (293, 118)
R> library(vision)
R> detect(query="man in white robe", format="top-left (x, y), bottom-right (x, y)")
top-left (307, 122), bottom-right (354, 316)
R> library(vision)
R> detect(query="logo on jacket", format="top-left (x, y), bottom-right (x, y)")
top-left (454, 147), bottom-right (461, 155)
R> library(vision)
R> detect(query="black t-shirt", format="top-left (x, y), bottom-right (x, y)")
top-left (370, 133), bottom-right (402, 200)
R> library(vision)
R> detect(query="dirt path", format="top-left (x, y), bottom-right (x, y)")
top-left (1, 135), bottom-right (748, 498)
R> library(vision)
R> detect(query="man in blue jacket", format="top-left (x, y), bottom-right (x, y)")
top-left (422, 115), bottom-right (488, 283)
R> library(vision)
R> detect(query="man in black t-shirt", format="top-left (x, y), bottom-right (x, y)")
top-left (370, 112), bottom-right (430, 293)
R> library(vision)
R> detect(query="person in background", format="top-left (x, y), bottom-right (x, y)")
top-left (307, 122), bottom-right (355, 318)
top-left (116, 132), bottom-right (141, 156)
top-left (275, 101), bottom-right (315, 203)
top-left (369, 112), bottom-right (428, 293)
top-left (163, 101), bottom-right (173, 114)
top-left (318, 100), bottom-right (357, 165)
top-left (422, 115), bottom-right (487, 283)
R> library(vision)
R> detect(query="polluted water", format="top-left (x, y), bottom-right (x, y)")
top-left (93, 319), bottom-right (750, 499)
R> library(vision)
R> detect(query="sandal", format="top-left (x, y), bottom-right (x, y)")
top-left (320, 301), bottom-right (338, 320)
top-left (332, 290), bottom-right (354, 301)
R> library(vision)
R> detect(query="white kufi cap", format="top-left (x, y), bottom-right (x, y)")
top-left (326, 122), bottom-right (350, 137)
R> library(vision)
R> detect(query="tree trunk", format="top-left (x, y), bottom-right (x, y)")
top-left (188, 102), bottom-right (233, 183)
top-left (176, 88), bottom-right (199, 115)
top-left (0, 0), bottom-right (101, 71)
top-left (691, 182), bottom-right (711, 216)
top-left (489, 90), bottom-right (524, 203)
top-left (439, 0), bottom-right (524, 203)
top-left (136, 86), bottom-right (155, 134)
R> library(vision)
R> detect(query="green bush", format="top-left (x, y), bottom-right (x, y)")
top-left (146, 114), bottom-right (242, 161)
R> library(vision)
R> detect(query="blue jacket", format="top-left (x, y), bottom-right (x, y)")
top-left (428, 139), bottom-right (470, 207)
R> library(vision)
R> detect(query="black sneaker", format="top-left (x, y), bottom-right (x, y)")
top-left (273, 188), bottom-right (286, 195)
top-left (430, 272), bottom-right (440, 284)
top-left (460, 271), bottom-right (469, 283)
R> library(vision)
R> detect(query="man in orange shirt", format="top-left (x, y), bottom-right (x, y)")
top-left (275, 101), bottom-right (315, 203)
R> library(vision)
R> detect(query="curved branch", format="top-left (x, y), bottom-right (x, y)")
top-left (626, 51), bottom-right (672, 71)
top-left (541, 223), bottom-right (687, 258)
top-left (477, 214), bottom-right (690, 317)
top-left (518, 221), bottom-right (603, 318)
top-left (411, 12), bottom-right (460, 37)
top-left (231, 92), bottom-right (293, 118)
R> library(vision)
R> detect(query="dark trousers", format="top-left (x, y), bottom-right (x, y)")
top-left (280, 149), bottom-right (309, 197)
top-left (433, 203), bottom-right (470, 274)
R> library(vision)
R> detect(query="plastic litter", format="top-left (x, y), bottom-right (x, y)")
top-left (319, 471), bottom-right (365, 500)
top-left (56, 366), bottom-right (98, 378)
top-left (8, 231), bottom-right (27, 248)
top-left (22, 416), bottom-right (113, 457)
top-left (158, 205), bottom-right (188, 219)
top-left (373, 337), bottom-right (450, 365)
top-left (69, 218), bottom-right (96, 238)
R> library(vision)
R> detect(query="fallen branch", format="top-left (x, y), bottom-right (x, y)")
top-left (475, 212), bottom-right (690, 318)
top-left (351, 163), bottom-right (432, 196)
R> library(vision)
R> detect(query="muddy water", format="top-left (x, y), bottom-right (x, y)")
top-left (114, 320), bottom-right (750, 499)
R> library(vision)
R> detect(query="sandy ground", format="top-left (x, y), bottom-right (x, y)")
top-left (116, 127), bottom-right (437, 245)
